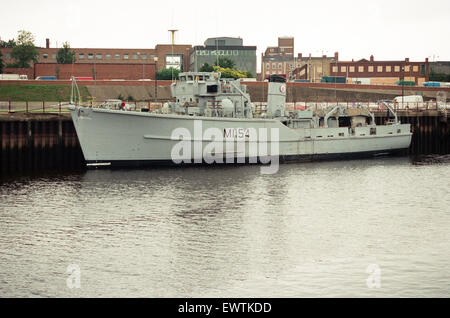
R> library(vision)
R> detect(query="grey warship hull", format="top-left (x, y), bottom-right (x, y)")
top-left (68, 106), bottom-right (412, 167)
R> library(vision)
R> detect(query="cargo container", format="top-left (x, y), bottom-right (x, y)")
top-left (321, 76), bottom-right (346, 84)
top-left (0, 74), bottom-right (20, 80)
top-left (395, 80), bottom-right (415, 86)
top-left (349, 78), bottom-right (371, 85)
top-left (423, 82), bottom-right (440, 87)
top-left (36, 76), bottom-right (57, 80)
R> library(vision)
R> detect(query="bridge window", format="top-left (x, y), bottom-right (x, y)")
top-left (207, 85), bottom-right (218, 93)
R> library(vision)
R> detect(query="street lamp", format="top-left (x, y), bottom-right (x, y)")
top-left (401, 64), bottom-right (405, 107)
top-left (154, 56), bottom-right (159, 100)
top-left (137, 52), bottom-right (144, 101)
top-left (93, 52), bottom-right (96, 102)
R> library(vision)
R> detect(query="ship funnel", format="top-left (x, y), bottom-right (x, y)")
top-left (267, 75), bottom-right (286, 118)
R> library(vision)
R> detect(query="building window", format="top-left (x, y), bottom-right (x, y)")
top-left (106, 54), bottom-right (112, 60)
top-left (141, 54), bottom-right (147, 60)
top-left (349, 66), bottom-right (355, 73)
top-left (377, 66), bottom-right (383, 72)
top-left (358, 66), bottom-right (364, 72)
top-left (368, 66), bottom-right (374, 72)
top-left (278, 63), bottom-right (282, 69)
top-left (132, 54), bottom-right (138, 60)
top-left (123, 54), bottom-right (129, 60)
top-left (233, 50), bottom-right (238, 55)
top-left (43, 53), bottom-right (48, 59)
top-left (266, 63), bottom-right (270, 69)
top-left (96, 53), bottom-right (102, 60)
top-left (166, 54), bottom-right (182, 70)
top-left (114, 54), bottom-right (121, 60)
top-left (52, 54), bottom-right (57, 59)
top-left (386, 66), bottom-right (392, 72)
top-left (413, 65), bottom-right (419, 72)
top-left (79, 53), bottom-right (85, 60)
top-left (272, 63), bottom-right (276, 69)
top-left (332, 66), bottom-right (338, 73)
top-left (341, 66), bottom-right (346, 72)
top-left (88, 53), bottom-right (94, 60)
top-left (405, 65), bottom-right (410, 72)
top-left (395, 66), bottom-right (400, 72)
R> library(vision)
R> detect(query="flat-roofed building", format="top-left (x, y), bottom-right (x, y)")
top-left (189, 37), bottom-right (257, 76)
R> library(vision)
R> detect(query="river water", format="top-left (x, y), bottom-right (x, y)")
top-left (0, 157), bottom-right (449, 298)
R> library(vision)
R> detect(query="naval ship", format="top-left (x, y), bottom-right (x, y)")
top-left (68, 72), bottom-right (412, 168)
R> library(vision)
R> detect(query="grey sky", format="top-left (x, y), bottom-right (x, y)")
top-left (1, 0), bottom-right (449, 71)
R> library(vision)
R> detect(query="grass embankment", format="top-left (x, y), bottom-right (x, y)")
top-left (0, 84), bottom-right (91, 101)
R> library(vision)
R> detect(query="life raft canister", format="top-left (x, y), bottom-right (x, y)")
top-left (120, 102), bottom-right (126, 110)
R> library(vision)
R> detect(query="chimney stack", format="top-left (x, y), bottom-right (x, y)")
top-left (46, 38), bottom-right (50, 49)
top-left (370, 55), bottom-right (374, 62)
top-left (298, 53), bottom-right (302, 58)
top-left (405, 57), bottom-right (409, 63)
top-left (334, 52), bottom-right (339, 60)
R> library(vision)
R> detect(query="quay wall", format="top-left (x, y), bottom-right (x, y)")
top-left (0, 114), bottom-right (84, 177)
top-left (0, 111), bottom-right (449, 176)
top-left (1, 80), bottom-right (449, 102)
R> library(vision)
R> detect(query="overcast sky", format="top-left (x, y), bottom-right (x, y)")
top-left (2, 0), bottom-right (449, 71)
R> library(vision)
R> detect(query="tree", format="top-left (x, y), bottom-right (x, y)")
top-left (0, 51), bottom-right (4, 74)
top-left (214, 56), bottom-right (235, 69)
top-left (0, 39), bottom-right (16, 48)
top-left (156, 68), bottom-right (180, 80)
top-left (9, 30), bottom-right (39, 68)
top-left (213, 66), bottom-right (249, 79)
top-left (199, 63), bottom-right (214, 72)
top-left (200, 57), bottom-right (253, 78)
top-left (56, 41), bottom-right (76, 64)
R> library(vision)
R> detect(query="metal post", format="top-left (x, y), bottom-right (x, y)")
top-left (8, 100), bottom-right (11, 113)
top-left (43, 101), bottom-right (45, 113)
top-left (154, 57), bottom-right (158, 101)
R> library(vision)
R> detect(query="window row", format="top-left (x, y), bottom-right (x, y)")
top-left (39, 53), bottom-right (156, 61)
top-left (78, 53), bottom-right (156, 61)
top-left (333, 65), bottom-right (420, 73)
top-left (266, 63), bottom-right (301, 70)
top-left (196, 50), bottom-right (240, 56)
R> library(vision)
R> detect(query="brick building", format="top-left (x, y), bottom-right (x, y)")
top-left (290, 53), bottom-right (337, 82)
top-left (34, 63), bottom-right (156, 81)
top-left (262, 37), bottom-right (337, 82)
top-left (0, 38), bottom-right (192, 79)
top-left (329, 55), bottom-right (430, 85)
top-left (261, 37), bottom-right (296, 79)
